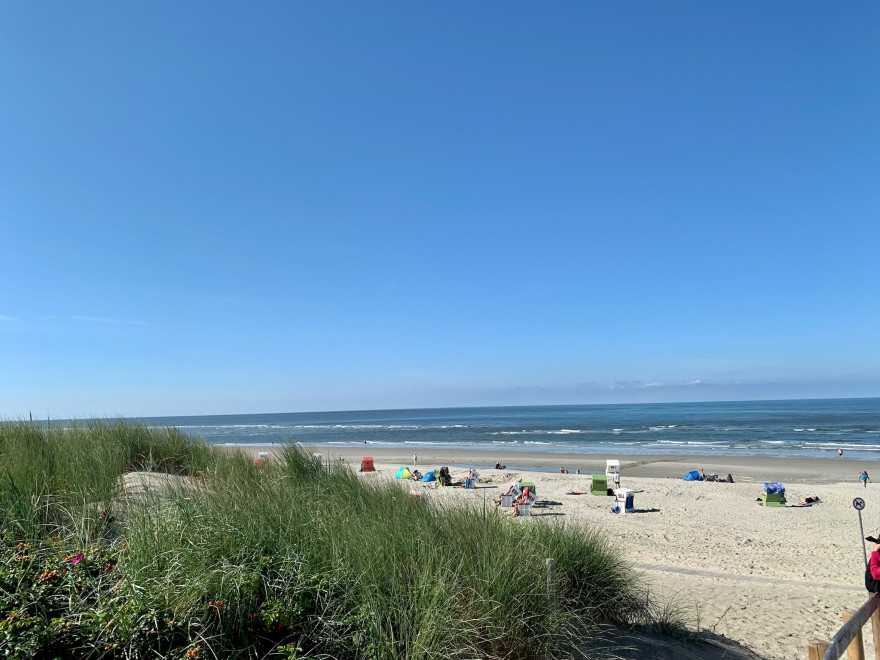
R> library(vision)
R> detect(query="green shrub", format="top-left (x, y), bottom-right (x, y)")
top-left (0, 420), bottom-right (650, 659)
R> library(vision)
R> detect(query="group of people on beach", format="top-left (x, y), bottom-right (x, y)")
top-left (492, 484), bottom-right (534, 516)
top-left (701, 470), bottom-right (734, 483)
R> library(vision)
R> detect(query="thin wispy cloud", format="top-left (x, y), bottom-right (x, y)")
top-left (608, 381), bottom-right (647, 390)
top-left (611, 380), bottom-right (708, 390)
top-left (0, 315), bottom-right (19, 321)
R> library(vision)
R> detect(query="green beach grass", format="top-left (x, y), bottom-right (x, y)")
top-left (0, 421), bottom-right (659, 659)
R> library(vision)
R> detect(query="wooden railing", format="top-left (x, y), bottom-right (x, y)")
top-left (808, 593), bottom-right (880, 660)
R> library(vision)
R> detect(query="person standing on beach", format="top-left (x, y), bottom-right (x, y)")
top-left (839, 448), bottom-right (844, 458)
top-left (867, 541), bottom-right (880, 591)
top-left (860, 471), bottom-right (871, 488)
top-left (413, 453), bottom-right (418, 468)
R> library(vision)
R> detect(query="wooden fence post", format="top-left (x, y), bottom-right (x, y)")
top-left (843, 610), bottom-right (865, 660)
top-left (808, 639), bottom-right (829, 660)
top-left (871, 608), bottom-right (880, 660)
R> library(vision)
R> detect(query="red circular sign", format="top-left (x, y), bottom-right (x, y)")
top-left (854, 498), bottom-right (866, 511)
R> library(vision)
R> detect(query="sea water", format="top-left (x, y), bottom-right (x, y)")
top-left (137, 398), bottom-right (880, 461)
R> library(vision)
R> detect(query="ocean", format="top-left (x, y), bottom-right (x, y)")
top-left (136, 397), bottom-right (880, 461)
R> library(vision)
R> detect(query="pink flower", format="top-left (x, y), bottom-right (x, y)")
top-left (70, 553), bottom-right (83, 565)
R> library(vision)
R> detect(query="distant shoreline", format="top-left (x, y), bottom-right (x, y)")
top-left (232, 444), bottom-right (868, 485)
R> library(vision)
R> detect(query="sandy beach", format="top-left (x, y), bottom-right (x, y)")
top-left (245, 445), bottom-right (877, 659)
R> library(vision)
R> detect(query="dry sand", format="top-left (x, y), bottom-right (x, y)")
top-left (256, 446), bottom-right (877, 660)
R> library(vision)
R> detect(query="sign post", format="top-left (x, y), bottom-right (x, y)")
top-left (854, 497), bottom-right (867, 568)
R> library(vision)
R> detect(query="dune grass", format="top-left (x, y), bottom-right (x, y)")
top-left (0, 420), bottom-right (652, 659)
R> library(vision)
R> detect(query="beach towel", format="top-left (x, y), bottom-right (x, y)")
top-left (789, 498), bottom-right (821, 507)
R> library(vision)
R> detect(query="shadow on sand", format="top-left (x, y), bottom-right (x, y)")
top-left (580, 624), bottom-right (765, 660)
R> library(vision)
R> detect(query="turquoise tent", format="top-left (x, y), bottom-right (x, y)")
top-left (395, 466), bottom-right (412, 479)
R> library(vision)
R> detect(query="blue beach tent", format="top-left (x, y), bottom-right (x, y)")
top-left (421, 470), bottom-right (436, 482)
top-left (684, 470), bottom-right (703, 481)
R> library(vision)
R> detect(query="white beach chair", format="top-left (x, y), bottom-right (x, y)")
top-left (512, 485), bottom-right (537, 516)
top-left (498, 483), bottom-right (522, 507)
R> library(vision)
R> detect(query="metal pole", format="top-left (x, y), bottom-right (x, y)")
top-left (860, 509), bottom-right (869, 569)
top-left (546, 558), bottom-right (556, 605)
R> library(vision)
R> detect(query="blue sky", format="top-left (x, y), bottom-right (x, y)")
top-left (2, 1), bottom-right (879, 417)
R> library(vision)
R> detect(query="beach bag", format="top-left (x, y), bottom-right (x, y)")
top-left (865, 565), bottom-right (880, 593)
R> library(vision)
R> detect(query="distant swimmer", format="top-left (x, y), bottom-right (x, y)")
top-left (839, 448), bottom-right (844, 458)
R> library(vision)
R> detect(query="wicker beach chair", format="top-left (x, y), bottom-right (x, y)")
top-left (498, 482), bottom-right (522, 507)
top-left (513, 485), bottom-right (537, 516)
top-left (760, 482), bottom-right (786, 507)
top-left (591, 473), bottom-right (608, 495)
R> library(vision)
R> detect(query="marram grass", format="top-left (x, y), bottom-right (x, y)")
top-left (0, 420), bottom-right (653, 659)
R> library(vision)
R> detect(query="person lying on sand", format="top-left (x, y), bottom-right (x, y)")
top-left (512, 487), bottom-right (532, 516)
top-left (797, 496), bottom-right (821, 505)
